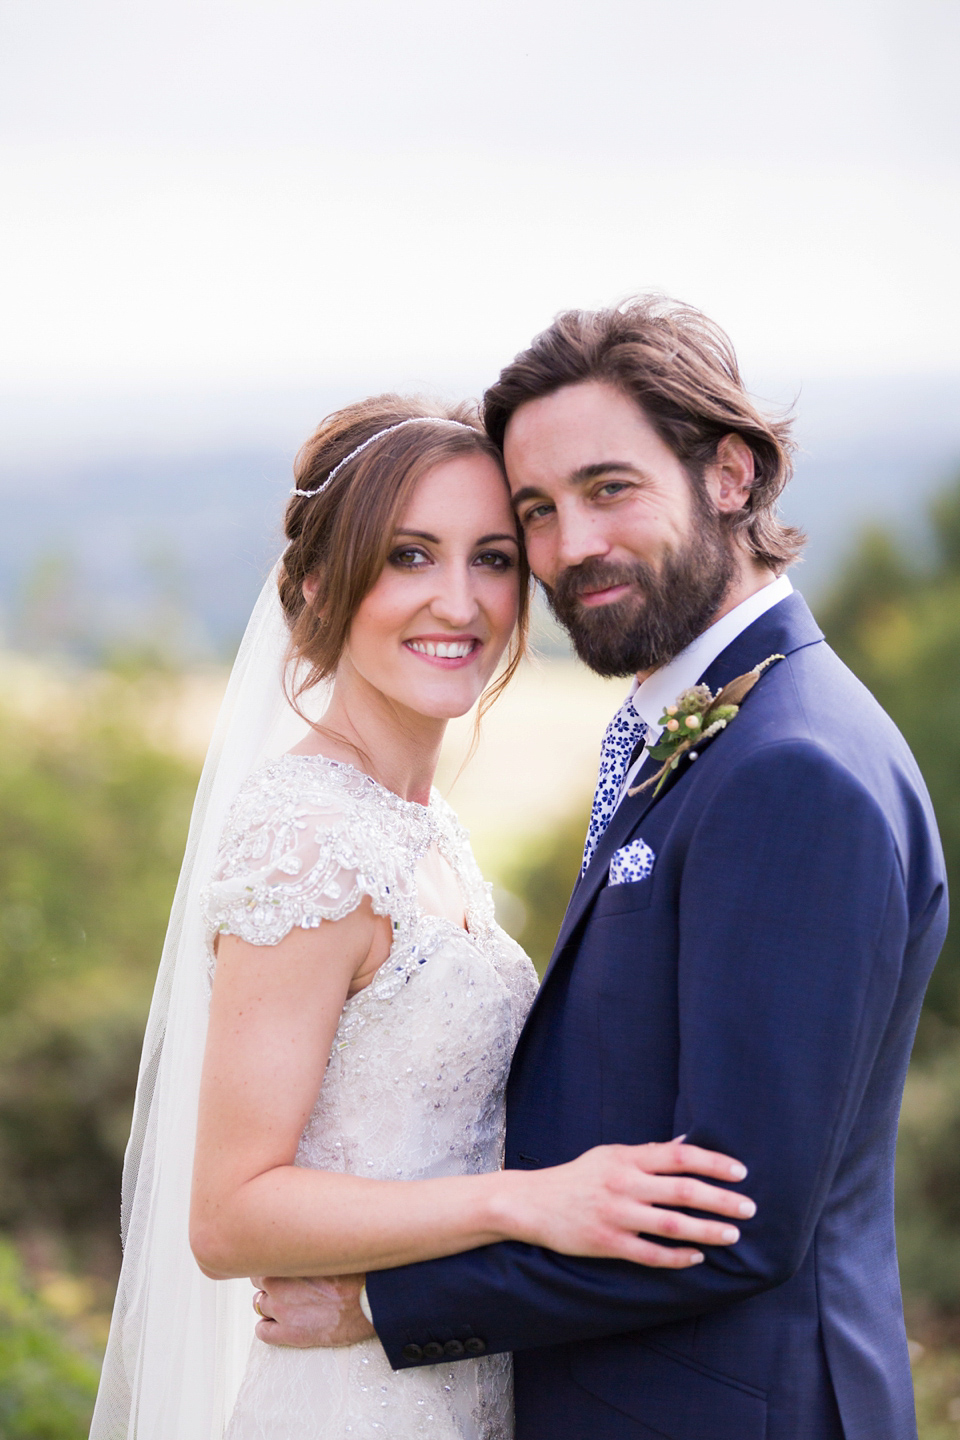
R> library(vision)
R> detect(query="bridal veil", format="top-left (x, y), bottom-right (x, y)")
top-left (90, 566), bottom-right (320, 1439)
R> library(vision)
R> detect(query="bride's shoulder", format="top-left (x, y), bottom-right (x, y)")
top-left (202, 755), bottom-right (412, 948)
top-left (214, 753), bottom-right (410, 881)
top-left (227, 752), bottom-right (380, 823)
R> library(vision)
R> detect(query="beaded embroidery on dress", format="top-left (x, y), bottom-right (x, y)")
top-left (201, 754), bottom-right (538, 1440)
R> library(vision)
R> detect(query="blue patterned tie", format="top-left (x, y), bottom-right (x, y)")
top-left (581, 698), bottom-right (649, 875)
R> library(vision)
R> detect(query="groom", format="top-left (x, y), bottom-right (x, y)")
top-left (258, 299), bottom-right (947, 1439)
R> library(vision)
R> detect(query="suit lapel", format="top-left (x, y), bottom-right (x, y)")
top-left (542, 592), bottom-right (823, 979)
top-left (549, 753), bottom-right (660, 966)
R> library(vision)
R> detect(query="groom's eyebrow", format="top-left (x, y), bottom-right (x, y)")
top-left (511, 461), bottom-right (644, 509)
top-left (571, 461), bottom-right (643, 482)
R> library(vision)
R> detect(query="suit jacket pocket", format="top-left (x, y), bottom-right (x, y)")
top-left (570, 1336), bottom-right (767, 1440)
top-left (593, 878), bottom-right (655, 914)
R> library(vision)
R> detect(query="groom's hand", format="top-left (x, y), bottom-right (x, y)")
top-left (252, 1274), bottom-right (375, 1348)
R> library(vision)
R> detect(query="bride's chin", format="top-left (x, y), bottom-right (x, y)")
top-left (411, 698), bottom-right (483, 722)
top-left (400, 684), bottom-right (488, 722)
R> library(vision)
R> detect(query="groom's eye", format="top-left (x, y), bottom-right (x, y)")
top-left (522, 503), bottom-right (553, 524)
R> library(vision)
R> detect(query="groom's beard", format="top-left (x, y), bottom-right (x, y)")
top-left (544, 514), bottom-right (736, 679)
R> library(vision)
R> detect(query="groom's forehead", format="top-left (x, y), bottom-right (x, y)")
top-left (503, 382), bottom-right (668, 493)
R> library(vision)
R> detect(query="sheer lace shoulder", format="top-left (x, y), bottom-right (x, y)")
top-left (201, 754), bottom-right (433, 948)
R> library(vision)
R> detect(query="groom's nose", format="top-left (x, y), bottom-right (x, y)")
top-left (553, 505), bottom-right (612, 573)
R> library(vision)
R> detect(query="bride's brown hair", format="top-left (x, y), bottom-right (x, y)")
top-left (279, 394), bottom-right (530, 722)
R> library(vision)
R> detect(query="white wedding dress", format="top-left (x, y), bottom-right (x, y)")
top-left (200, 752), bottom-right (539, 1440)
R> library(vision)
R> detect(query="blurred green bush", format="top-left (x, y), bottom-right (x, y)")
top-left (505, 803), bottom-right (590, 978)
top-left (818, 474), bottom-right (960, 1039)
top-left (818, 472), bottom-right (960, 1329)
top-left (897, 1036), bottom-right (960, 1319)
top-left (0, 678), bottom-right (198, 1242)
top-left (0, 1238), bottom-right (98, 1437)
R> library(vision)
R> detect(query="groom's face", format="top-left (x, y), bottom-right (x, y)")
top-left (505, 380), bottom-right (735, 678)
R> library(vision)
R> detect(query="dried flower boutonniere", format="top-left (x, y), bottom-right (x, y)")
top-left (630, 653), bottom-right (786, 799)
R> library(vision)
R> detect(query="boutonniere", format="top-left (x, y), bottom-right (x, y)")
top-left (629, 653), bottom-right (785, 798)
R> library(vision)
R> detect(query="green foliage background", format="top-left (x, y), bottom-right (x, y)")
top-left (0, 1240), bottom-right (99, 1439)
top-left (816, 479), bottom-right (960, 1039)
top-left (0, 475), bottom-right (958, 1434)
top-left (0, 680), bottom-right (198, 1244)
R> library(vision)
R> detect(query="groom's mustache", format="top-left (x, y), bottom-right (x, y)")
top-left (542, 530), bottom-right (735, 678)
top-left (546, 557), bottom-right (657, 610)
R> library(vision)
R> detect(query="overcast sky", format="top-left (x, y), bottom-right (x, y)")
top-left (1, 0), bottom-right (958, 433)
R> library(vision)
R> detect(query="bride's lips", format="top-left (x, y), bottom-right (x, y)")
top-left (578, 582), bottom-right (633, 608)
top-left (403, 634), bottom-right (482, 668)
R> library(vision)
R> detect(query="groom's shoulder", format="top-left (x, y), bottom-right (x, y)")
top-left (708, 589), bottom-right (903, 756)
top-left (758, 632), bottom-right (912, 760)
top-left (713, 635), bottom-right (935, 843)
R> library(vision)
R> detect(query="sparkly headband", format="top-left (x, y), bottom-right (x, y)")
top-left (290, 417), bottom-right (478, 498)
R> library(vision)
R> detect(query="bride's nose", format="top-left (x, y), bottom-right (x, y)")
top-left (428, 562), bottom-right (481, 628)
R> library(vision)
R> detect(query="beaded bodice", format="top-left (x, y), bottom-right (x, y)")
top-left (202, 754), bottom-right (537, 1183)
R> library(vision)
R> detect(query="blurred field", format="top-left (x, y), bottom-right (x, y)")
top-left (0, 644), bottom-right (619, 865)
top-left (437, 657), bottom-right (622, 871)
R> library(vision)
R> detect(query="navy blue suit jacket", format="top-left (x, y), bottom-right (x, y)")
top-left (367, 593), bottom-right (948, 1440)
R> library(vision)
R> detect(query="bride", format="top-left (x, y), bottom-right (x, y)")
top-left (90, 398), bottom-right (753, 1440)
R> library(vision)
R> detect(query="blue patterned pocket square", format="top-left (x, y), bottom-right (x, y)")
top-left (609, 838), bottom-right (656, 886)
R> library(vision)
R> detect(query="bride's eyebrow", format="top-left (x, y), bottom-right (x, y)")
top-left (392, 529), bottom-right (519, 546)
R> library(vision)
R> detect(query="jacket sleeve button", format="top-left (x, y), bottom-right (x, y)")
top-left (422, 1341), bottom-right (445, 1359)
top-left (464, 1337), bottom-right (486, 1355)
top-left (401, 1344), bottom-right (423, 1362)
top-left (443, 1339), bottom-right (465, 1356)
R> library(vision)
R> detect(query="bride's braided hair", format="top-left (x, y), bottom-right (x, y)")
top-left (280, 394), bottom-right (530, 719)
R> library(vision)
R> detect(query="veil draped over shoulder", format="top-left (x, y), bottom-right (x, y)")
top-left (91, 565), bottom-right (323, 1439)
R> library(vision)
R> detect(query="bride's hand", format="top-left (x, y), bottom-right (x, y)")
top-left (251, 1273), bottom-right (373, 1348)
top-left (500, 1139), bottom-right (755, 1267)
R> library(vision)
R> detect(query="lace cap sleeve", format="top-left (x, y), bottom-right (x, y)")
top-left (201, 756), bottom-right (416, 947)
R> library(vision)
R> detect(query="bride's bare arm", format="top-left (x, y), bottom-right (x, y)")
top-left (190, 917), bottom-right (754, 1282)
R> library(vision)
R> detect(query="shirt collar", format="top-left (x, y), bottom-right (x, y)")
top-left (628, 575), bottom-right (794, 737)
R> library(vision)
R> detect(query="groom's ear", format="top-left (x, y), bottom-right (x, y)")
top-left (704, 433), bottom-right (754, 515)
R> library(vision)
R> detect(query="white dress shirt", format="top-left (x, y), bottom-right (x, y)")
top-left (616, 574), bottom-right (794, 806)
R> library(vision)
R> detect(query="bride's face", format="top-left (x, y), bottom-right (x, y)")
top-left (342, 453), bottom-right (521, 720)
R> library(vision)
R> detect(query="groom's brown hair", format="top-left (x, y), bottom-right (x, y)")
top-left (483, 295), bottom-right (804, 573)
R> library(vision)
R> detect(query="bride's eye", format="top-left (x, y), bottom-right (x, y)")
top-left (389, 546), bottom-right (431, 569)
top-left (473, 549), bottom-right (515, 572)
